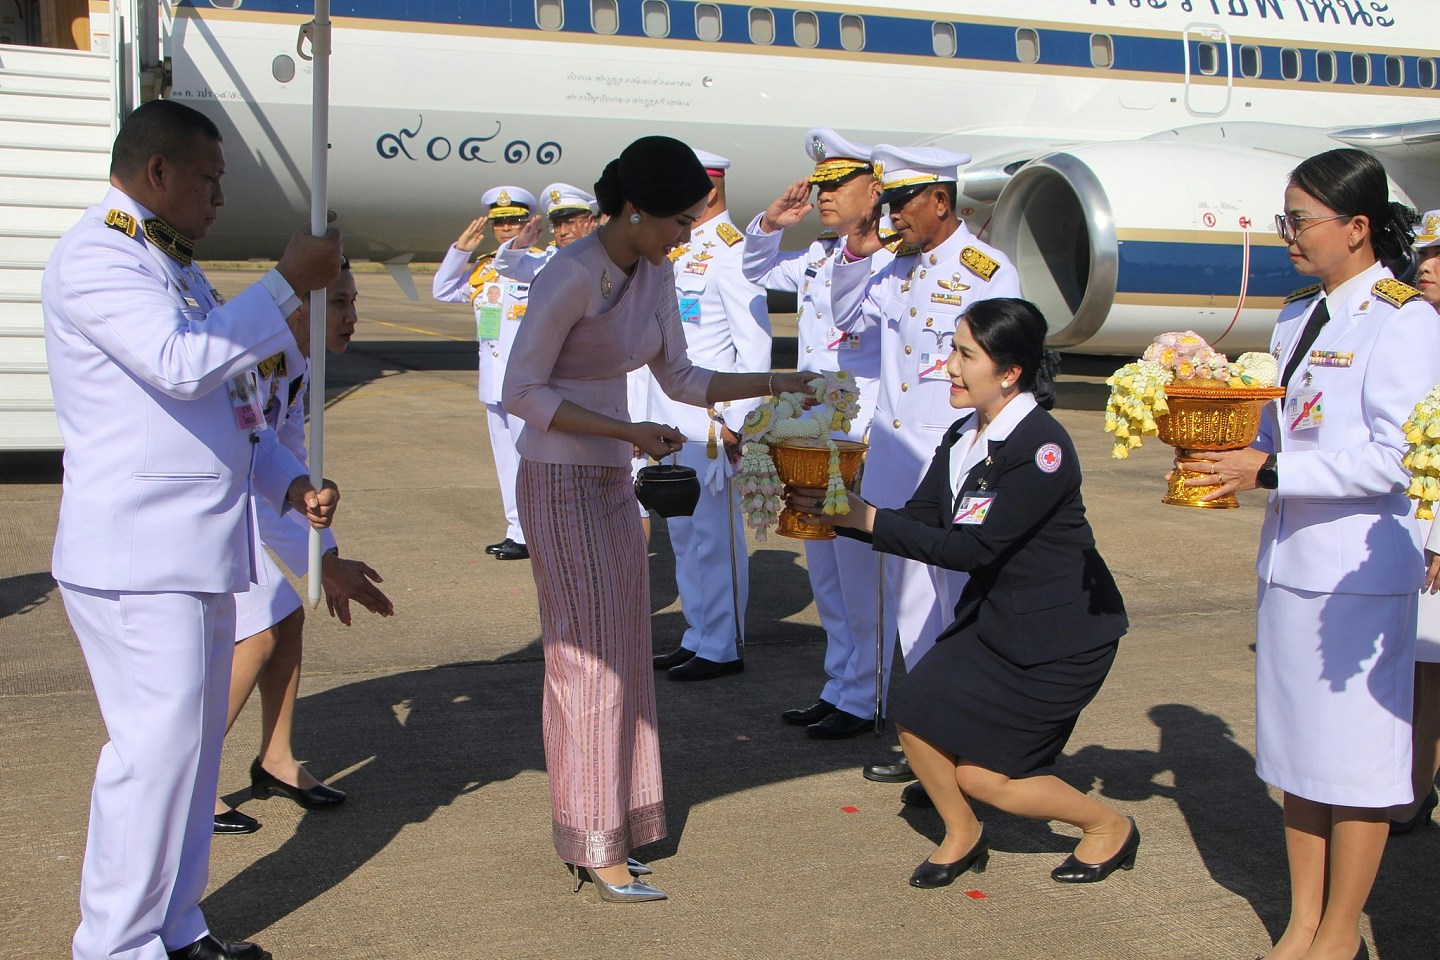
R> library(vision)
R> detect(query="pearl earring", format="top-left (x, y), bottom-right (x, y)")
top-left (1001, 381), bottom-right (1011, 388)
top-left (630, 213), bottom-right (642, 224)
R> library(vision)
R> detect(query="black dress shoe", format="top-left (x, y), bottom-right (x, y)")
top-left (494, 540), bottom-right (529, 560)
top-left (806, 709), bottom-right (872, 739)
top-left (213, 809), bottom-right (261, 835)
top-left (485, 538), bottom-right (512, 555)
top-left (909, 829), bottom-right (989, 888)
top-left (1051, 817), bottom-right (1140, 883)
top-left (781, 699), bottom-right (836, 726)
top-left (668, 656), bottom-right (744, 681)
top-left (864, 754), bottom-right (917, 783)
top-left (652, 646), bottom-right (696, 670)
top-left (1390, 786), bottom-right (1438, 836)
top-left (167, 934), bottom-right (271, 960)
top-left (900, 782), bottom-right (934, 808)
top-left (250, 758), bottom-right (347, 809)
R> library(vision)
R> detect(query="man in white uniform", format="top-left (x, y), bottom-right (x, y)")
top-left (433, 186), bottom-right (540, 560)
top-left (742, 128), bottom-right (892, 736)
top-left (829, 145), bottom-right (1020, 778)
top-left (43, 100), bottom-right (341, 960)
top-left (650, 149), bottom-right (773, 681)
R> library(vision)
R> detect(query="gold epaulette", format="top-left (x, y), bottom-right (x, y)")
top-left (1284, 283), bottom-right (1321, 304)
top-left (960, 246), bottom-right (1000, 281)
top-left (879, 232), bottom-right (903, 251)
top-left (256, 351), bottom-right (287, 381)
top-left (467, 252), bottom-right (498, 287)
top-left (893, 242), bottom-right (922, 257)
top-left (817, 230), bottom-right (840, 240)
top-left (104, 209), bottom-right (137, 238)
top-left (715, 222), bottom-right (743, 246)
top-left (1373, 277), bottom-right (1423, 308)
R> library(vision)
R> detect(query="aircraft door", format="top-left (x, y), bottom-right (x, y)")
top-left (1183, 24), bottom-right (1232, 117)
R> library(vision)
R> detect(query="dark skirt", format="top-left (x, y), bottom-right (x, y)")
top-left (891, 619), bottom-right (1118, 778)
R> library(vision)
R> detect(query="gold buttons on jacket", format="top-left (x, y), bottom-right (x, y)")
top-left (893, 418), bottom-right (902, 429)
top-left (909, 307), bottom-right (917, 317)
top-left (904, 345), bottom-right (913, 355)
top-left (901, 383), bottom-right (909, 392)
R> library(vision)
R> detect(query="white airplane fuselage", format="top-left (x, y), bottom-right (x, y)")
top-left (170, 0), bottom-right (1440, 352)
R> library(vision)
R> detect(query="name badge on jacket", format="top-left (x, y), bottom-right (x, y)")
top-left (228, 373), bottom-right (265, 432)
top-left (919, 352), bottom-right (949, 381)
top-left (953, 493), bottom-right (994, 525)
top-left (1286, 389), bottom-right (1323, 432)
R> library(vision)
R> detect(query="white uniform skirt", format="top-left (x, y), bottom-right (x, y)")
top-left (1255, 580), bottom-right (1416, 807)
top-left (1415, 519), bottom-right (1440, 663)
top-left (234, 549), bottom-right (302, 642)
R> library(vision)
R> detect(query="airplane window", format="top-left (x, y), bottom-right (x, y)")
top-left (1239, 44), bottom-right (1261, 79)
top-left (695, 4), bottom-right (721, 42)
top-left (1280, 48), bottom-right (1300, 81)
top-left (750, 9), bottom-right (776, 46)
top-left (1352, 53), bottom-right (1371, 85)
top-left (793, 12), bottom-right (819, 49)
top-left (1420, 58), bottom-right (1438, 89)
top-left (643, 0), bottom-right (670, 38)
top-left (1317, 51), bottom-right (1337, 83)
top-left (1196, 42), bottom-right (1219, 76)
top-left (1016, 28), bottom-right (1039, 65)
top-left (1090, 34), bottom-right (1113, 69)
top-left (839, 14), bottom-right (865, 51)
top-left (933, 23), bottom-right (957, 59)
top-left (591, 0), bottom-right (619, 35)
top-left (1384, 55), bottom-right (1403, 87)
top-left (535, 0), bottom-right (563, 31)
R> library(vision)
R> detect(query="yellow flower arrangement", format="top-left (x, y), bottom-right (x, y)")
top-left (1403, 385), bottom-right (1440, 520)
top-left (1104, 360), bottom-right (1172, 459)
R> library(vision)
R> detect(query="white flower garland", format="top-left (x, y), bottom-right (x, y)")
top-left (736, 371), bottom-right (862, 539)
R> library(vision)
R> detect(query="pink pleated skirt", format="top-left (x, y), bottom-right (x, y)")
top-left (517, 459), bottom-right (666, 866)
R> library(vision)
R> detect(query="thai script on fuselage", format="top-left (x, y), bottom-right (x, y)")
top-left (1087, 0), bottom-right (1396, 28)
top-left (375, 115), bottom-right (562, 165)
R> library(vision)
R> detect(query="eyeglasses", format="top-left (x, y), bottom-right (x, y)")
top-left (1274, 212), bottom-right (1353, 244)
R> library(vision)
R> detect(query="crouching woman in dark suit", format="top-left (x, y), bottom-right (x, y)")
top-left (788, 298), bottom-right (1134, 888)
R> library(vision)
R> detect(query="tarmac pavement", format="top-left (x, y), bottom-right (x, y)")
top-left (1, 271), bottom-right (1437, 959)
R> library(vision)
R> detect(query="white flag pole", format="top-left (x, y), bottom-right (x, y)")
top-left (306, 0), bottom-right (332, 607)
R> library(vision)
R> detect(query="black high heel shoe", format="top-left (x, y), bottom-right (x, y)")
top-left (1051, 817), bottom-right (1139, 883)
top-left (1389, 786), bottom-right (1437, 836)
top-left (908, 829), bottom-right (989, 889)
top-left (250, 758), bottom-right (346, 809)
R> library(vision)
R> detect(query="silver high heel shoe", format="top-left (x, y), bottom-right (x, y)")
top-left (564, 859), bottom-right (652, 880)
top-left (566, 863), bottom-right (667, 902)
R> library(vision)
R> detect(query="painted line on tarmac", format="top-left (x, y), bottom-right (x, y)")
top-left (363, 318), bottom-right (472, 342)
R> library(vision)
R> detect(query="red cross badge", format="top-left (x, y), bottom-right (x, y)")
top-left (1035, 443), bottom-right (1063, 474)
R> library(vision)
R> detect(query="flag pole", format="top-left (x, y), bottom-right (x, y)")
top-left (306, 0), bottom-right (332, 607)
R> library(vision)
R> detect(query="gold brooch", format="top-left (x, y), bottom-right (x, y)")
top-left (601, 269), bottom-right (612, 298)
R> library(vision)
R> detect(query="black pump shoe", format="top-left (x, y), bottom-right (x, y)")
top-left (1390, 786), bottom-right (1438, 836)
top-left (909, 829), bottom-right (990, 888)
top-left (250, 758), bottom-right (346, 809)
top-left (167, 934), bottom-right (270, 960)
top-left (1051, 818), bottom-right (1139, 883)
top-left (213, 809), bottom-right (261, 835)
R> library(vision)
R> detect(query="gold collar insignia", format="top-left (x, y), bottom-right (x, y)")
top-left (142, 217), bottom-right (195, 266)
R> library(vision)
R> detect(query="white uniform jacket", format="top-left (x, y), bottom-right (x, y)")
top-left (432, 244), bottom-right (533, 404)
top-left (43, 187), bottom-right (306, 594)
top-left (251, 345), bottom-right (338, 574)
top-left (648, 212), bottom-right (772, 438)
top-left (828, 223), bottom-right (1020, 505)
top-left (1255, 262), bottom-right (1440, 596)
top-left (492, 239), bottom-right (558, 285)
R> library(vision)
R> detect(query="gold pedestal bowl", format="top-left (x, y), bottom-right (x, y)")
top-left (771, 439), bottom-right (868, 539)
top-left (1156, 383), bottom-right (1285, 509)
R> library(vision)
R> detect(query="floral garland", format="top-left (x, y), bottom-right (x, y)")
top-left (1104, 330), bottom-right (1279, 459)
top-left (736, 371), bottom-right (862, 539)
top-left (1403, 385), bottom-right (1440, 520)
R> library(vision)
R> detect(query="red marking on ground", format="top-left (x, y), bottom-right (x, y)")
top-left (468, 559), bottom-right (477, 564)
top-left (735, 735), bottom-right (751, 742)
top-left (964, 890), bottom-right (987, 900)
top-left (840, 805), bottom-right (860, 814)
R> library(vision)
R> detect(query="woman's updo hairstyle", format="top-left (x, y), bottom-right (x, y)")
top-left (960, 298), bottom-right (1062, 411)
top-left (1289, 148), bottom-right (1416, 262)
top-left (594, 136), bottom-right (714, 219)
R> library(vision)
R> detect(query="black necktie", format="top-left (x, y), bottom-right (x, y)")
top-left (1281, 298), bottom-right (1330, 389)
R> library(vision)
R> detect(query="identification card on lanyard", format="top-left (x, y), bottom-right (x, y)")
top-left (1286, 389), bottom-right (1323, 432)
top-left (228, 372), bottom-right (265, 433)
top-left (919, 352), bottom-right (949, 381)
top-left (828, 325), bottom-right (860, 351)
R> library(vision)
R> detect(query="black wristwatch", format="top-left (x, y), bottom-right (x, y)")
top-left (1256, 454), bottom-right (1279, 490)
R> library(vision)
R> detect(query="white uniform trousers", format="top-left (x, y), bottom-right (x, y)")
top-left (233, 549), bottom-right (302, 641)
top-left (485, 401), bottom-right (525, 545)
top-left (60, 583), bottom-right (234, 960)
top-left (807, 534), bottom-right (881, 718)
top-left (669, 441), bottom-right (747, 663)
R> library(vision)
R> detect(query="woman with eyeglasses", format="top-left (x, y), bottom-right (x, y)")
top-left (1393, 211), bottom-right (1440, 837)
top-left (1179, 149), bottom-right (1440, 960)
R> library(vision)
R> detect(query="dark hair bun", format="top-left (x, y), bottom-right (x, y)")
top-left (596, 136), bottom-right (713, 219)
top-left (594, 159), bottom-right (624, 218)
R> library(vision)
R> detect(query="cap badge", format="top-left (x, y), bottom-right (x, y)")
top-left (550, 189), bottom-right (562, 204)
top-left (811, 137), bottom-right (827, 161)
top-left (497, 189), bottom-right (512, 206)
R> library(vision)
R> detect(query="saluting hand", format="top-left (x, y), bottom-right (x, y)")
top-left (759, 179), bottom-right (814, 233)
top-left (454, 216), bottom-right (489, 252)
top-left (286, 475), bottom-right (340, 528)
top-left (512, 214), bottom-right (545, 250)
top-left (321, 554), bottom-right (394, 626)
top-left (277, 227), bottom-right (343, 294)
